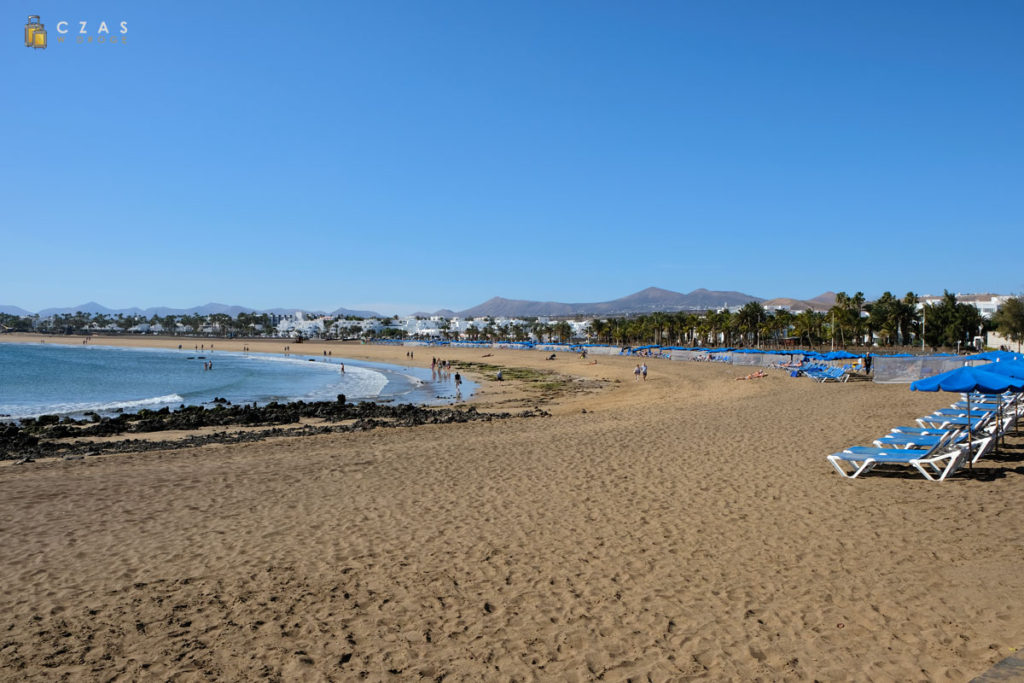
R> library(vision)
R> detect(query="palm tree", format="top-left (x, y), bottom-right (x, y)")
top-left (897, 292), bottom-right (921, 346)
top-left (770, 310), bottom-right (794, 346)
top-left (734, 302), bottom-right (766, 347)
top-left (992, 296), bottom-right (1024, 351)
top-left (793, 309), bottom-right (824, 347)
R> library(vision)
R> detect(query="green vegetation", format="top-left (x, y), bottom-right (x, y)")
top-left (919, 290), bottom-right (984, 349)
top-left (991, 296), bottom-right (1024, 350)
top-left (453, 361), bottom-right (576, 399)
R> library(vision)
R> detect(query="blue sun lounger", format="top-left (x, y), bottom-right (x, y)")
top-left (917, 414), bottom-right (992, 429)
top-left (827, 442), bottom-right (975, 481)
top-left (889, 426), bottom-right (951, 436)
top-left (875, 431), bottom-right (966, 449)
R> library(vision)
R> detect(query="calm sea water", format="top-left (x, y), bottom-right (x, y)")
top-left (0, 343), bottom-right (473, 420)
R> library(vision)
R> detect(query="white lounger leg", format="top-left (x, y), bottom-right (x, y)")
top-left (910, 445), bottom-right (969, 482)
top-left (827, 454), bottom-right (877, 479)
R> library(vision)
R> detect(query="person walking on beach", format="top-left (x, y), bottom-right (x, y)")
top-left (641, 362), bottom-right (648, 381)
top-left (634, 364), bottom-right (642, 381)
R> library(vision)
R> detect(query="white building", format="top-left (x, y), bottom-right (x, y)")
top-left (399, 317), bottom-right (444, 338)
top-left (917, 293), bottom-right (1011, 319)
top-left (276, 316), bottom-right (326, 338)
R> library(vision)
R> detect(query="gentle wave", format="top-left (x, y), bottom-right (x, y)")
top-left (0, 393), bottom-right (185, 420)
top-left (302, 365), bottom-right (389, 401)
top-left (245, 354), bottom-right (351, 370)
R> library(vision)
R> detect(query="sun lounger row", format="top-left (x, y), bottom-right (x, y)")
top-left (827, 394), bottom-right (1019, 481)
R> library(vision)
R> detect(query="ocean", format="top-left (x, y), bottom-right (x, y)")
top-left (0, 343), bottom-right (472, 420)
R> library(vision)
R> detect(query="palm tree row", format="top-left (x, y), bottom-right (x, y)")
top-left (587, 290), bottom-right (996, 350)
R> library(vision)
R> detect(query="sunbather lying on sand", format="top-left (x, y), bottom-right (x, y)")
top-left (736, 369), bottom-right (767, 380)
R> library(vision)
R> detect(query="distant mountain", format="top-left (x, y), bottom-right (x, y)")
top-left (762, 291), bottom-right (834, 312)
top-left (18, 302), bottom-right (373, 318)
top-left (330, 306), bottom-right (383, 318)
top-left (36, 302), bottom-right (146, 317)
top-left (32, 302), bottom-right (258, 318)
top-left (457, 287), bottom-right (765, 318)
top-left (808, 291), bottom-right (837, 308)
top-left (412, 309), bottom-right (457, 318)
top-left (0, 305), bottom-right (33, 316)
top-left (146, 303), bottom-right (258, 317)
top-left (762, 297), bottom-right (813, 311)
top-left (458, 297), bottom-right (579, 318)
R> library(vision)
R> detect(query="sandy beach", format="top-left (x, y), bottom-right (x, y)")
top-left (1, 334), bottom-right (1023, 680)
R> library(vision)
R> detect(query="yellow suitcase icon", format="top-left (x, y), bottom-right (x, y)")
top-left (25, 15), bottom-right (47, 49)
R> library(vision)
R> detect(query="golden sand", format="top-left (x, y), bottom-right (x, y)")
top-left (1, 334), bottom-right (1022, 680)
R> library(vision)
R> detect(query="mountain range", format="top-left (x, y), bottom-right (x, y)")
top-left (448, 288), bottom-right (834, 317)
top-left (1, 289), bottom-right (836, 321)
top-left (0, 302), bottom-right (379, 319)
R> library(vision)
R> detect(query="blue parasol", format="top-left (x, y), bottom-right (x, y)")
top-left (910, 366), bottom-right (1024, 394)
top-left (977, 361), bottom-right (1024, 435)
top-left (965, 350), bottom-right (1024, 363)
top-left (823, 350), bottom-right (862, 361)
top-left (978, 360), bottom-right (1024, 379)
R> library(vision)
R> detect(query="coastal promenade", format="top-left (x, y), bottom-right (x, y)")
top-left (2, 334), bottom-right (1023, 679)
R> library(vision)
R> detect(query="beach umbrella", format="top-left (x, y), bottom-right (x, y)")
top-left (911, 365), bottom-right (1024, 393)
top-left (911, 366), bottom-right (1024, 461)
top-left (978, 361), bottom-right (1024, 434)
top-left (965, 350), bottom-right (1024, 363)
top-left (823, 350), bottom-right (861, 361)
top-left (978, 360), bottom-right (1024, 379)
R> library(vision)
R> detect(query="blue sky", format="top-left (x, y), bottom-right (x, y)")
top-left (4, 1), bottom-right (1022, 314)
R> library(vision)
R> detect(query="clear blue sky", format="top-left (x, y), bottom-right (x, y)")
top-left (4, 1), bottom-right (1022, 314)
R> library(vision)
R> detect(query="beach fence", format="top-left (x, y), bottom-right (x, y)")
top-left (622, 348), bottom-right (671, 358)
top-left (667, 349), bottom-right (707, 362)
top-left (871, 354), bottom-right (967, 384)
top-left (730, 350), bottom-right (779, 366)
top-left (578, 344), bottom-right (622, 356)
top-left (534, 343), bottom-right (578, 354)
top-left (493, 342), bottom-right (535, 351)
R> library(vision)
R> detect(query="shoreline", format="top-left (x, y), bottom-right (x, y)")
top-left (0, 332), bottom-right (607, 415)
top-left (0, 334), bottom-right (484, 416)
